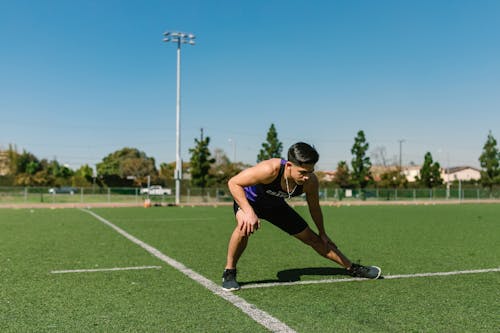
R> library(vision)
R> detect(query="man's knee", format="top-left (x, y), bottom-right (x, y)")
top-left (295, 228), bottom-right (320, 245)
top-left (232, 225), bottom-right (250, 239)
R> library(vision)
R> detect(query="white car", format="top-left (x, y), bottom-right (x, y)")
top-left (140, 186), bottom-right (172, 196)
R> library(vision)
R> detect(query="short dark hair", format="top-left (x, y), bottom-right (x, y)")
top-left (287, 142), bottom-right (319, 166)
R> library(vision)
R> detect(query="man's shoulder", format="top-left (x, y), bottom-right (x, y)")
top-left (258, 158), bottom-right (282, 170)
top-left (254, 158), bottom-right (282, 182)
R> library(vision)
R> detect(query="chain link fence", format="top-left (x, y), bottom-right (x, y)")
top-left (311, 187), bottom-right (500, 202)
top-left (0, 186), bottom-right (499, 205)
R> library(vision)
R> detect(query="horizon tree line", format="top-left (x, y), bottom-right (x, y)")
top-left (1, 128), bottom-right (498, 192)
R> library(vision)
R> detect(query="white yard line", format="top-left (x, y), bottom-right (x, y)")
top-left (242, 267), bottom-right (500, 289)
top-left (51, 266), bottom-right (161, 274)
top-left (80, 209), bottom-right (296, 333)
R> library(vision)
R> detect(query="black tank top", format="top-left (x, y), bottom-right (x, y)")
top-left (244, 159), bottom-right (304, 202)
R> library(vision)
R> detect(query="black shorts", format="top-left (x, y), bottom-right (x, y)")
top-left (233, 200), bottom-right (308, 235)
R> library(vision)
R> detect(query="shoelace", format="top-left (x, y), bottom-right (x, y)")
top-left (223, 270), bottom-right (236, 280)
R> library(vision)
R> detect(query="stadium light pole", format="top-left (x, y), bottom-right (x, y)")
top-left (398, 139), bottom-right (405, 170)
top-left (163, 31), bottom-right (195, 205)
top-left (228, 138), bottom-right (236, 162)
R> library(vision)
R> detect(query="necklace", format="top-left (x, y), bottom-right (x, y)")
top-left (284, 171), bottom-right (297, 199)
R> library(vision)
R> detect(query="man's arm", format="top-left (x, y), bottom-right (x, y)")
top-left (304, 174), bottom-right (337, 247)
top-left (304, 174), bottom-right (325, 234)
top-left (228, 159), bottom-right (280, 235)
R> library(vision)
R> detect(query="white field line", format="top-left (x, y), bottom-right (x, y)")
top-left (242, 267), bottom-right (500, 289)
top-left (51, 266), bottom-right (161, 274)
top-left (118, 217), bottom-right (216, 222)
top-left (80, 209), bottom-right (296, 333)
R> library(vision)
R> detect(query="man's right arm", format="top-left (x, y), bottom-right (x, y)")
top-left (228, 159), bottom-right (279, 235)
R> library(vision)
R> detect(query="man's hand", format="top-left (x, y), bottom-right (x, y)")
top-left (237, 209), bottom-right (261, 236)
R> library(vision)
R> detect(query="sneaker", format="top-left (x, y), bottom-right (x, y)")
top-left (222, 269), bottom-right (241, 291)
top-left (348, 263), bottom-right (381, 279)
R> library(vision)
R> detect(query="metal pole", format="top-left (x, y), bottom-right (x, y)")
top-left (175, 40), bottom-right (181, 205)
top-left (228, 138), bottom-right (236, 162)
top-left (232, 140), bottom-right (236, 162)
top-left (163, 31), bottom-right (195, 205)
top-left (398, 139), bottom-right (405, 169)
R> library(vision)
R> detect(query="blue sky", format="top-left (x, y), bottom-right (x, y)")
top-left (1, 0), bottom-right (499, 171)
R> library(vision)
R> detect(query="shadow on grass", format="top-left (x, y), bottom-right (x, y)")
top-left (239, 267), bottom-right (348, 286)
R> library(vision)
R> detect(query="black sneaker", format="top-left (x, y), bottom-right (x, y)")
top-left (348, 263), bottom-right (381, 279)
top-left (222, 269), bottom-right (241, 291)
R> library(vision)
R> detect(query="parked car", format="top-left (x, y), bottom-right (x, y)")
top-left (140, 185), bottom-right (172, 196)
top-left (48, 187), bottom-right (78, 194)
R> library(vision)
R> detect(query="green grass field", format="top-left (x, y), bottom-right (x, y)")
top-left (1, 204), bottom-right (499, 332)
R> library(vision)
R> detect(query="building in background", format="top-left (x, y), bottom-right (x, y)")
top-left (0, 150), bottom-right (9, 176)
top-left (441, 166), bottom-right (481, 183)
top-left (402, 166), bottom-right (421, 183)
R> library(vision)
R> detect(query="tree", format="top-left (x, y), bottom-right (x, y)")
top-left (333, 161), bottom-right (352, 189)
top-left (350, 130), bottom-right (373, 189)
top-left (72, 164), bottom-right (95, 187)
top-left (5, 145), bottom-right (78, 186)
top-left (257, 124), bottom-right (283, 162)
top-left (371, 146), bottom-right (389, 167)
top-left (479, 131), bottom-right (500, 191)
top-left (11, 149), bottom-right (43, 186)
top-left (96, 147), bottom-right (158, 186)
top-left (378, 168), bottom-right (408, 188)
top-left (159, 162), bottom-right (175, 184)
top-left (6, 144), bottom-right (19, 175)
top-left (16, 150), bottom-right (40, 175)
top-left (189, 129), bottom-right (215, 190)
top-left (45, 160), bottom-right (74, 180)
top-left (416, 152), bottom-right (443, 188)
top-left (211, 149), bottom-right (246, 186)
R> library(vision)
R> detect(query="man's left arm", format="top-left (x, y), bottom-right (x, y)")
top-left (304, 175), bottom-right (326, 235)
top-left (305, 175), bottom-right (337, 247)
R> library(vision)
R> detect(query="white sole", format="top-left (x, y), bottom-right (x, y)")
top-left (370, 265), bottom-right (382, 279)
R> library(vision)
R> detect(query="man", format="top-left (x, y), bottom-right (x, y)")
top-left (222, 142), bottom-right (381, 291)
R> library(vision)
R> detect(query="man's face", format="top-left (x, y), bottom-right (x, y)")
top-left (288, 163), bottom-right (315, 184)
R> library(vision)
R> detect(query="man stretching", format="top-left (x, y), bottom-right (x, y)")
top-left (222, 142), bottom-right (381, 291)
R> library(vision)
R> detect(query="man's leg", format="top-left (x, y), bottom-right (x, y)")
top-left (293, 226), bottom-right (352, 268)
top-left (294, 226), bottom-right (381, 279)
top-left (223, 210), bottom-right (249, 291)
top-left (225, 226), bottom-right (249, 269)
top-left (225, 210), bottom-right (250, 269)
